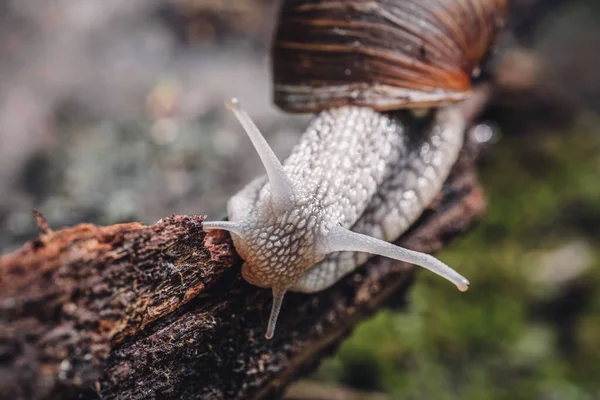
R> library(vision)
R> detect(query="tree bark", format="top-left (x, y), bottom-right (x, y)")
top-left (1, 131), bottom-right (485, 400)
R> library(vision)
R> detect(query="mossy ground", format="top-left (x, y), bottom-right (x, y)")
top-left (315, 115), bottom-right (600, 399)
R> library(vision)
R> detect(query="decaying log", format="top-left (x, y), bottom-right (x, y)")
top-left (0, 215), bottom-right (237, 399)
top-left (1, 132), bottom-right (485, 400)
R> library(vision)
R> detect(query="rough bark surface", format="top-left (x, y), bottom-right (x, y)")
top-left (1, 135), bottom-right (484, 400)
top-left (0, 215), bottom-right (237, 399)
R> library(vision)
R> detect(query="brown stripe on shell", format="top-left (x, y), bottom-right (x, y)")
top-left (272, 0), bottom-right (508, 112)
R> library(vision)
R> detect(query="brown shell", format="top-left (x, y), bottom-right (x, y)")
top-left (272, 0), bottom-right (508, 112)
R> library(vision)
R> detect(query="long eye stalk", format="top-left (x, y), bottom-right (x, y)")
top-left (324, 226), bottom-right (469, 291)
top-left (226, 98), bottom-right (295, 210)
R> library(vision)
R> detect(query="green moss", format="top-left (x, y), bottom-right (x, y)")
top-left (314, 117), bottom-right (600, 398)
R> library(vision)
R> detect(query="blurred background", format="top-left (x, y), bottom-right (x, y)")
top-left (1, 0), bottom-right (599, 399)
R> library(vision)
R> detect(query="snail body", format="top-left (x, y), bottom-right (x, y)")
top-left (291, 105), bottom-right (466, 292)
top-left (203, 0), bottom-right (507, 339)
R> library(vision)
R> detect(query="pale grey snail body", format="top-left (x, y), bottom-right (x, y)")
top-left (203, 0), bottom-right (508, 338)
top-left (292, 106), bottom-right (466, 293)
top-left (204, 103), bottom-right (466, 338)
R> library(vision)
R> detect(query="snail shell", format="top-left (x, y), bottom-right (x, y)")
top-left (273, 0), bottom-right (508, 112)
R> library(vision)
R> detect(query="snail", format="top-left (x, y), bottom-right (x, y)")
top-left (203, 0), bottom-right (507, 339)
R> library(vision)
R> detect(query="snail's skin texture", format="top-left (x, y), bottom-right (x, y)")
top-left (292, 105), bottom-right (466, 292)
top-left (203, 100), bottom-right (468, 339)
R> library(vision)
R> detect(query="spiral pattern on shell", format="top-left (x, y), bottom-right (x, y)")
top-left (273, 0), bottom-right (508, 112)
